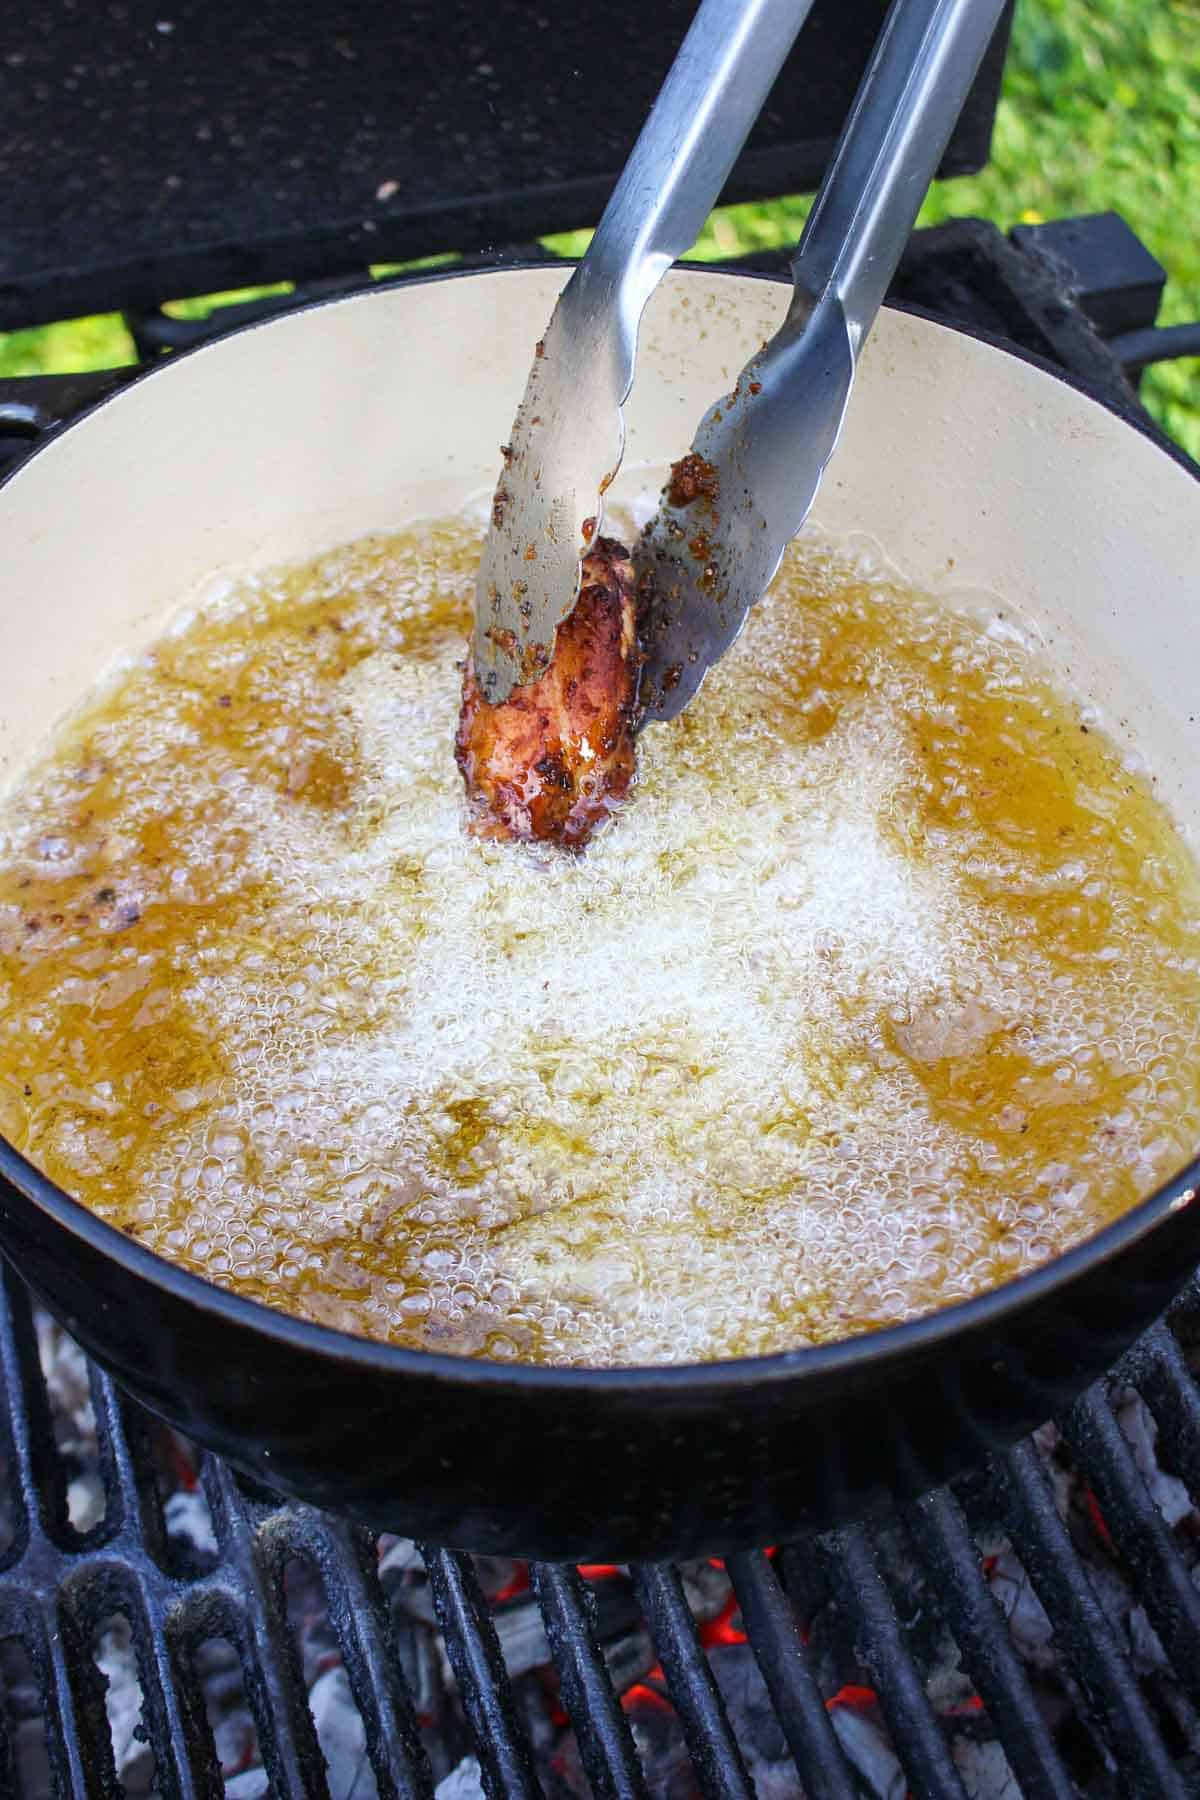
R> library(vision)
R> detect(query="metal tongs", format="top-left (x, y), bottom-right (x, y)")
top-left (473, 0), bottom-right (1008, 720)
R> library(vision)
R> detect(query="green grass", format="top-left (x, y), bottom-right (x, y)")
top-left (3, 1), bottom-right (1197, 455)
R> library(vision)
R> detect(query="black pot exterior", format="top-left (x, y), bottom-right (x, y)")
top-left (1, 1145), bottom-right (1196, 1560)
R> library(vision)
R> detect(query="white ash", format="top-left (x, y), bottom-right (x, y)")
top-left (677, 1559), bottom-right (733, 1623)
top-left (623, 1694), bottom-right (697, 1800)
top-left (709, 1643), bottom-right (799, 1795)
top-left (164, 1487), bottom-right (218, 1558)
top-left (492, 1600), bottom-right (552, 1679)
top-left (742, 1749), bottom-right (805, 1800)
top-left (1113, 1385), bottom-right (1195, 1527)
top-left (94, 1614), bottom-right (156, 1795)
top-left (193, 1634), bottom-right (258, 1789)
top-left (985, 1548), bottom-right (1057, 1669)
top-left (33, 1312), bottom-right (91, 1435)
top-left (923, 1628), bottom-right (980, 1715)
top-left (829, 1708), bottom-right (906, 1800)
top-left (435, 1755), bottom-right (485, 1799)
top-left (224, 1773), bottom-right (270, 1799)
top-left (604, 1628), bottom-right (657, 1694)
top-left (953, 1738), bottom-right (1021, 1800)
top-left (377, 1535), bottom-right (425, 1579)
top-left (308, 1664), bottom-right (379, 1800)
top-left (1031, 1420), bottom-right (1076, 1522)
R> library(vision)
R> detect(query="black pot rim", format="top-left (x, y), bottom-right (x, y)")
top-left (1, 259), bottom-right (1197, 1395)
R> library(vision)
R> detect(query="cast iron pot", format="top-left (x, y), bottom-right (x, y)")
top-left (0, 267), bottom-right (1197, 1560)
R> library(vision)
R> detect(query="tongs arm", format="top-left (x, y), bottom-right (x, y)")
top-left (790, 0), bottom-right (1006, 334)
top-left (636, 0), bottom-right (1010, 725)
top-left (583, 0), bottom-right (821, 360)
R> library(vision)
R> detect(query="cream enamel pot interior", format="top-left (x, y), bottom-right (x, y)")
top-left (0, 267), bottom-right (1198, 1559)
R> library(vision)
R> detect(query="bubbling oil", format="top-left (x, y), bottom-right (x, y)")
top-left (1, 516), bottom-right (1199, 1365)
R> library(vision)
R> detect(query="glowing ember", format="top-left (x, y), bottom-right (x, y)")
top-left (490, 1567), bottom-right (531, 1605)
top-left (622, 1679), bottom-right (674, 1716)
top-left (699, 1593), bottom-right (748, 1649)
top-left (1084, 1488), bottom-right (1114, 1551)
top-left (826, 1683), bottom-right (880, 1712)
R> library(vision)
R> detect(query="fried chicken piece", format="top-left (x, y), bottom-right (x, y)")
top-left (456, 537), bottom-right (639, 849)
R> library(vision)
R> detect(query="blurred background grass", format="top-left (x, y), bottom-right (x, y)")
top-left (2, 0), bottom-right (1196, 457)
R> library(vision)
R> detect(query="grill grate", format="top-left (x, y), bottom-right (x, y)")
top-left (0, 1263), bottom-right (1198, 1795)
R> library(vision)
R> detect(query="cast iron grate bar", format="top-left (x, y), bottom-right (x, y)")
top-left (4, 217), bottom-right (1194, 485)
top-left (820, 1522), bottom-right (969, 1798)
top-left (0, 1279), bottom-right (36, 1569)
top-left (903, 1485), bottom-right (1077, 1800)
top-left (201, 1456), bottom-right (342, 1795)
top-left (30, 1600), bottom-right (91, 1798)
top-left (165, 1599), bottom-right (233, 1797)
top-left (725, 1547), bottom-right (859, 1799)
top-left (529, 1561), bottom-right (647, 1800)
top-left (631, 1563), bottom-right (755, 1798)
top-left (422, 1545), bottom-right (541, 1799)
top-left (990, 1437), bottom-right (1188, 1799)
top-left (119, 1572), bottom-right (205, 1798)
top-left (2, 1279), bottom-right (76, 1554)
top-left (1124, 1321), bottom-right (1200, 1496)
top-left (313, 1517), bottom-right (432, 1798)
top-left (1060, 1382), bottom-right (1200, 1711)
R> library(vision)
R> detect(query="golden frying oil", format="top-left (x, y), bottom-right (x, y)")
top-left (1, 517), bottom-right (1198, 1365)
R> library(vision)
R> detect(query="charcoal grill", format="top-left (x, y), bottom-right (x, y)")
top-left (2, 1), bottom-right (1200, 1792)
top-left (2, 1265), bottom-right (1200, 1794)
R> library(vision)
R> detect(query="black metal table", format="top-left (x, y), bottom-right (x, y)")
top-left (0, 0), bottom-right (1010, 329)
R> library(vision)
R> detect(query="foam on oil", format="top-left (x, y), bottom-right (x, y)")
top-left (1, 514), bottom-right (1199, 1364)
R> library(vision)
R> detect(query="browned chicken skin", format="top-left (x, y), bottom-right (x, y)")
top-left (456, 537), bottom-right (639, 849)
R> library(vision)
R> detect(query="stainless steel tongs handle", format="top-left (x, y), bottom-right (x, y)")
top-left (789, 0), bottom-right (1004, 337)
top-left (582, 0), bottom-right (820, 341)
top-left (637, 0), bottom-right (1009, 725)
